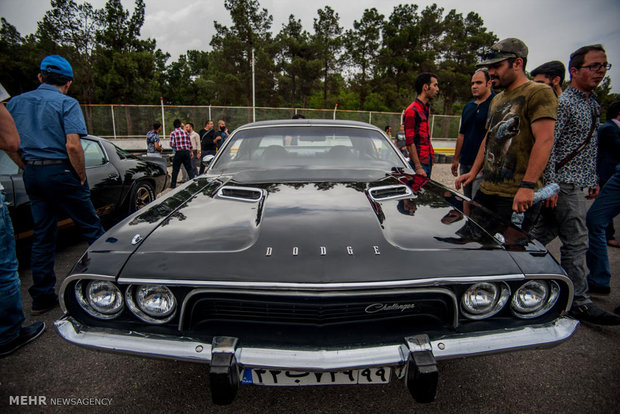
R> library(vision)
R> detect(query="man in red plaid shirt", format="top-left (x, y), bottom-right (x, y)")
top-left (169, 118), bottom-right (195, 188)
top-left (404, 72), bottom-right (439, 177)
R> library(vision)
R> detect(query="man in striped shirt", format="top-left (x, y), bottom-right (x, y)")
top-left (170, 118), bottom-right (195, 188)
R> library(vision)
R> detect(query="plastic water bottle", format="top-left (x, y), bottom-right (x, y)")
top-left (511, 183), bottom-right (560, 228)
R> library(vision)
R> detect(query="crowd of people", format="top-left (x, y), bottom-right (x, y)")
top-left (402, 38), bottom-right (619, 325)
top-left (152, 118), bottom-right (229, 188)
top-left (0, 35), bottom-right (618, 358)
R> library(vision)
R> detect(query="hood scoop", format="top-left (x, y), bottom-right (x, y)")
top-left (368, 184), bottom-right (413, 201)
top-left (216, 186), bottom-right (264, 202)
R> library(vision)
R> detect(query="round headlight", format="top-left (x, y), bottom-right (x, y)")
top-left (74, 280), bottom-right (124, 320)
top-left (126, 285), bottom-right (177, 324)
top-left (511, 280), bottom-right (560, 319)
top-left (136, 285), bottom-right (176, 317)
top-left (460, 282), bottom-right (510, 320)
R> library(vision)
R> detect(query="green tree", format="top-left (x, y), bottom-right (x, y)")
top-left (3, 0), bottom-right (511, 120)
top-left (36, 0), bottom-right (101, 56)
top-left (436, 10), bottom-right (497, 113)
top-left (165, 50), bottom-right (213, 104)
top-left (97, 0), bottom-right (146, 51)
top-left (210, 0), bottom-right (276, 111)
top-left (376, 4), bottom-right (423, 110)
top-left (343, 8), bottom-right (385, 110)
top-left (417, 3), bottom-right (444, 70)
top-left (0, 18), bottom-right (41, 96)
top-left (312, 6), bottom-right (343, 108)
top-left (93, 0), bottom-right (168, 136)
top-left (35, 0), bottom-right (103, 122)
top-left (596, 77), bottom-right (620, 121)
top-left (94, 0), bottom-right (168, 105)
top-left (275, 15), bottom-right (321, 108)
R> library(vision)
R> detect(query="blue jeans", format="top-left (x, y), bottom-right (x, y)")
top-left (191, 150), bottom-right (199, 176)
top-left (23, 162), bottom-right (104, 307)
top-left (0, 188), bottom-right (25, 344)
top-left (586, 166), bottom-right (620, 288)
top-left (530, 183), bottom-right (591, 306)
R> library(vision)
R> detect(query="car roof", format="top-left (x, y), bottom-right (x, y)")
top-left (84, 135), bottom-right (106, 142)
top-left (235, 119), bottom-right (385, 132)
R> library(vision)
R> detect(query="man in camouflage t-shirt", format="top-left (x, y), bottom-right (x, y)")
top-left (482, 83), bottom-right (558, 195)
top-left (456, 38), bottom-right (557, 231)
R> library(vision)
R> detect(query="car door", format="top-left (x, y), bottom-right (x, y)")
top-left (0, 150), bottom-right (33, 238)
top-left (0, 150), bottom-right (18, 207)
top-left (81, 137), bottom-right (123, 218)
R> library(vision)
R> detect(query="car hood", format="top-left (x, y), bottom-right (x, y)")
top-left (85, 173), bottom-right (541, 284)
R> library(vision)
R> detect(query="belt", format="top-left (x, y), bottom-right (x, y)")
top-left (25, 159), bottom-right (68, 166)
top-left (558, 182), bottom-right (590, 191)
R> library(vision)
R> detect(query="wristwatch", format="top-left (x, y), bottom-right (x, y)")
top-left (519, 180), bottom-right (536, 189)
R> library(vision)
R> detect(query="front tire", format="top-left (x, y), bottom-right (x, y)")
top-left (128, 181), bottom-right (155, 214)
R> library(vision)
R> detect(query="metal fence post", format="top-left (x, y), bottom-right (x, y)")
top-left (160, 97), bottom-right (166, 136)
top-left (252, 48), bottom-right (256, 123)
top-left (110, 105), bottom-right (117, 139)
top-left (333, 104), bottom-right (338, 120)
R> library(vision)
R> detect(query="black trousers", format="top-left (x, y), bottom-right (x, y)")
top-left (473, 190), bottom-right (541, 232)
top-left (171, 150), bottom-right (195, 188)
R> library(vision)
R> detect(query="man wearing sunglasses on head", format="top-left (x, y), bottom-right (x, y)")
top-left (456, 37), bottom-right (557, 232)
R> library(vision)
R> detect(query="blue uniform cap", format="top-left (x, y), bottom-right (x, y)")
top-left (40, 55), bottom-right (74, 79)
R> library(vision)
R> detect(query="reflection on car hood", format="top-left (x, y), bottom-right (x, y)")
top-left (82, 172), bottom-right (543, 284)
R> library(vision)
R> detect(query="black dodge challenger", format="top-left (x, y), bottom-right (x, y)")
top-left (55, 119), bottom-right (577, 404)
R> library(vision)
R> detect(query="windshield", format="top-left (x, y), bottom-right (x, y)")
top-left (210, 125), bottom-right (406, 180)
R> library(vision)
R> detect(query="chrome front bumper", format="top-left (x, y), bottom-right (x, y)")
top-left (55, 316), bottom-right (578, 370)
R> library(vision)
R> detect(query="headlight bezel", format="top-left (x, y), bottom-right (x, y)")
top-left (460, 282), bottom-right (511, 320)
top-left (74, 280), bottom-right (124, 320)
top-left (511, 280), bottom-right (560, 319)
top-left (126, 284), bottom-right (177, 324)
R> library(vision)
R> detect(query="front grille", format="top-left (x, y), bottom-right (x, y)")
top-left (181, 289), bottom-right (457, 331)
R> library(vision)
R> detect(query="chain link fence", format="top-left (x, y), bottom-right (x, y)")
top-left (81, 104), bottom-right (461, 142)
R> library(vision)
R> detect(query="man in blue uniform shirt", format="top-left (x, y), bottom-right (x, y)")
top-left (6, 55), bottom-right (105, 315)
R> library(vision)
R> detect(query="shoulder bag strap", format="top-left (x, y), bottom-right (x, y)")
top-left (555, 108), bottom-right (599, 173)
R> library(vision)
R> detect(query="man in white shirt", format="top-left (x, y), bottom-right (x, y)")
top-left (185, 122), bottom-right (201, 177)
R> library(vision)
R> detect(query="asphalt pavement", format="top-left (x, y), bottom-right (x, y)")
top-left (1, 164), bottom-right (619, 413)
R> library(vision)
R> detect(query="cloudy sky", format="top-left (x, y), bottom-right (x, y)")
top-left (1, 0), bottom-right (619, 92)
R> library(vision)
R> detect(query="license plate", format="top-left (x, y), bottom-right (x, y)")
top-left (241, 367), bottom-right (391, 386)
